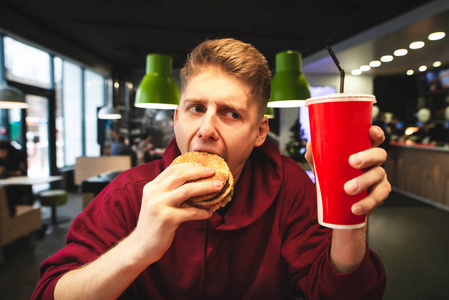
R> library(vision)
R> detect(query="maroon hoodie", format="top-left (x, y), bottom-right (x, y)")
top-left (32, 139), bottom-right (385, 299)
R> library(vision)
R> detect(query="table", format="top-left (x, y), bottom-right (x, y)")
top-left (0, 176), bottom-right (63, 213)
top-left (0, 175), bottom-right (63, 187)
top-left (81, 171), bottom-right (121, 209)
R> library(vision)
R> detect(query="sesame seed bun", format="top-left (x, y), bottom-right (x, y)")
top-left (171, 152), bottom-right (234, 211)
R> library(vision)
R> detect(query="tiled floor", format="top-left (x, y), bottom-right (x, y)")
top-left (0, 190), bottom-right (448, 299)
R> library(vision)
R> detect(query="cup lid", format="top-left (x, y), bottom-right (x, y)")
top-left (305, 93), bottom-right (376, 106)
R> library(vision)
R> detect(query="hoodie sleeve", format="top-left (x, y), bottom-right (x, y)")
top-left (31, 175), bottom-right (144, 300)
top-left (279, 157), bottom-right (386, 300)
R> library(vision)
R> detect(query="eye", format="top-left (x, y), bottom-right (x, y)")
top-left (188, 105), bottom-right (205, 114)
top-left (224, 111), bottom-right (241, 120)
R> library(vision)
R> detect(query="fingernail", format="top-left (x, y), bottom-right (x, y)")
top-left (352, 204), bottom-right (362, 215)
top-left (345, 180), bottom-right (358, 194)
top-left (349, 154), bottom-right (362, 167)
top-left (214, 181), bottom-right (223, 188)
top-left (374, 127), bottom-right (382, 135)
top-left (205, 167), bottom-right (215, 172)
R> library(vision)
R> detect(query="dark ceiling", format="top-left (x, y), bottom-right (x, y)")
top-left (0, 0), bottom-right (435, 76)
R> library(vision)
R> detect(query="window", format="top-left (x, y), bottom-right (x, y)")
top-left (62, 61), bottom-right (83, 166)
top-left (3, 37), bottom-right (51, 89)
top-left (2, 36), bottom-right (109, 170)
top-left (54, 57), bottom-right (65, 168)
top-left (84, 70), bottom-right (104, 156)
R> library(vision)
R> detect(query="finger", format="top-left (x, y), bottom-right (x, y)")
top-left (153, 163), bottom-right (216, 188)
top-left (351, 175), bottom-right (391, 216)
top-left (176, 206), bottom-right (214, 222)
top-left (344, 166), bottom-right (387, 195)
top-left (348, 147), bottom-right (387, 169)
top-left (369, 126), bottom-right (385, 148)
top-left (168, 180), bottom-right (224, 206)
top-left (305, 141), bottom-right (315, 173)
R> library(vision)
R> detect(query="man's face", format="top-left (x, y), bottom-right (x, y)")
top-left (174, 68), bottom-right (268, 182)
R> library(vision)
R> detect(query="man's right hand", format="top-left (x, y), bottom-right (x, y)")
top-left (55, 162), bottom-right (221, 300)
top-left (129, 162), bottom-right (222, 264)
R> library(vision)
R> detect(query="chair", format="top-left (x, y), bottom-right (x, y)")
top-left (74, 155), bottom-right (132, 186)
top-left (37, 189), bottom-right (68, 225)
top-left (0, 187), bottom-right (41, 248)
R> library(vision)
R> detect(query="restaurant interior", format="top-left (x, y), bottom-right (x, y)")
top-left (0, 0), bottom-right (448, 299)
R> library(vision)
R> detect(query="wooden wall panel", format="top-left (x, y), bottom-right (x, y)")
top-left (385, 145), bottom-right (449, 210)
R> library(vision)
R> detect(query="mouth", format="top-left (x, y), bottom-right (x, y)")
top-left (192, 148), bottom-right (221, 157)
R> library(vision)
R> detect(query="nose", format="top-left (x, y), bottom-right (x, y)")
top-left (197, 112), bottom-right (219, 141)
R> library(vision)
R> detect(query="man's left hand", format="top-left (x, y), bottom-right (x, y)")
top-left (305, 125), bottom-right (391, 216)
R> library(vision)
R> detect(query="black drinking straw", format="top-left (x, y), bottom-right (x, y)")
top-left (326, 45), bottom-right (345, 93)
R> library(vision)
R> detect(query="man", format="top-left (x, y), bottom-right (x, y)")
top-left (0, 140), bottom-right (29, 216)
top-left (33, 38), bottom-right (390, 299)
top-left (0, 140), bottom-right (27, 178)
top-left (110, 134), bottom-right (137, 167)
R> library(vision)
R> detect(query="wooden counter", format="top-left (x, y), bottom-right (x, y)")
top-left (384, 142), bottom-right (449, 211)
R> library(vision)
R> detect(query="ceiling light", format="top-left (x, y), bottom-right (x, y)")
top-left (98, 106), bottom-right (122, 119)
top-left (406, 70), bottom-right (414, 76)
top-left (369, 60), bottom-right (381, 67)
top-left (409, 41), bottom-right (425, 49)
top-left (380, 55), bottom-right (393, 62)
top-left (98, 79), bottom-right (121, 119)
top-left (351, 69), bottom-right (362, 75)
top-left (114, 82), bottom-right (120, 88)
top-left (135, 54), bottom-right (179, 109)
top-left (268, 50), bottom-right (310, 108)
top-left (394, 49), bottom-right (408, 56)
top-left (419, 65), bottom-right (427, 72)
top-left (0, 85), bottom-right (29, 109)
top-left (428, 32), bottom-right (445, 41)
top-left (360, 65), bottom-right (371, 72)
top-left (433, 61), bottom-right (442, 67)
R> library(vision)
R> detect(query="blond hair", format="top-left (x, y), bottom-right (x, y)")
top-left (180, 38), bottom-right (271, 117)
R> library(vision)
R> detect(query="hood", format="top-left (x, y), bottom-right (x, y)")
top-left (163, 138), bottom-right (284, 230)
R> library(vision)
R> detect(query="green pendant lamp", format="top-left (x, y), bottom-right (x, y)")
top-left (0, 84), bottom-right (28, 109)
top-left (135, 54), bottom-right (179, 109)
top-left (268, 50), bottom-right (310, 108)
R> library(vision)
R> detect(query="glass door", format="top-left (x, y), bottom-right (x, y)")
top-left (7, 94), bottom-right (50, 178)
top-left (24, 94), bottom-right (50, 178)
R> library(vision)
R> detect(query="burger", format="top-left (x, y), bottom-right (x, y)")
top-left (171, 152), bottom-right (234, 212)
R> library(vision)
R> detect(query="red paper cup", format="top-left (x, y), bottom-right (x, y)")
top-left (305, 94), bottom-right (376, 229)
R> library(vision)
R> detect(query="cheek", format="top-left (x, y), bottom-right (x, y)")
top-left (174, 118), bottom-right (198, 153)
top-left (224, 130), bottom-right (256, 161)
top-left (174, 122), bottom-right (187, 152)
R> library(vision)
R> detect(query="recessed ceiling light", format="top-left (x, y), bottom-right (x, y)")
top-left (406, 70), bottom-right (414, 76)
top-left (380, 55), bottom-right (393, 62)
top-left (360, 65), bottom-right (371, 72)
top-left (369, 60), bottom-right (381, 67)
top-left (394, 49), bottom-right (408, 56)
top-left (409, 41), bottom-right (425, 49)
top-left (428, 32), bottom-right (445, 41)
top-left (351, 69), bottom-right (362, 75)
top-left (419, 65), bottom-right (427, 72)
top-left (433, 61), bottom-right (442, 67)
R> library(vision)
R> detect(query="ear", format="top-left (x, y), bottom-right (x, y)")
top-left (173, 107), bottom-right (179, 126)
top-left (254, 116), bottom-right (269, 147)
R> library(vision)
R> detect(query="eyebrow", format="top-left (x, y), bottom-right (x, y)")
top-left (182, 98), bottom-right (246, 113)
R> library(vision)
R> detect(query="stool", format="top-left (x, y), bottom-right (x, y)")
top-left (37, 189), bottom-right (68, 225)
